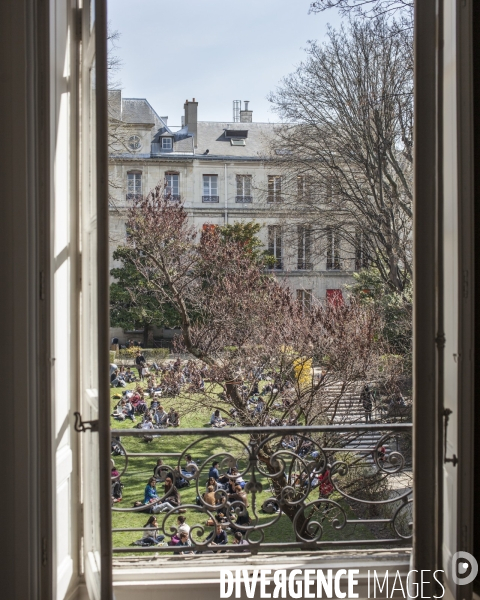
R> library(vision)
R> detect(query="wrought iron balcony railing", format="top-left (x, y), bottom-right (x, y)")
top-left (326, 257), bottom-right (343, 270)
top-left (235, 195), bottom-right (253, 203)
top-left (165, 194), bottom-right (181, 203)
top-left (110, 424), bottom-right (412, 556)
top-left (202, 195), bottom-right (219, 203)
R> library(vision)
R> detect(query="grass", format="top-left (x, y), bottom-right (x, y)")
top-left (109, 377), bottom-right (377, 553)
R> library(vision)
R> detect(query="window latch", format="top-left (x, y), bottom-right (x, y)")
top-left (74, 411), bottom-right (99, 433)
top-left (443, 408), bottom-right (458, 466)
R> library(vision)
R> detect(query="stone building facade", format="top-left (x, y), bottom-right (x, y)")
top-left (108, 92), bottom-right (355, 344)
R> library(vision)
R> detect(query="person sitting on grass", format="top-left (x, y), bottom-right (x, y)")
top-left (124, 367), bottom-right (136, 383)
top-left (111, 462), bottom-right (123, 503)
top-left (184, 454), bottom-right (198, 476)
top-left (227, 468), bottom-right (246, 491)
top-left (231, 531), bottom-right (249, 552)
top-left (209, 461), bottom-right (220, 480)
top-left (110, 369), bottom-right (126, 388)
top-left (112, 400), bottom-right (126, 421)
top-left (206, 476), bottom-right (222, 491)
top-left (169, 515), bottom-right (191, 546)
top-left (210, 409), bottom-right (226, 428)
top-left (152, 477), bottom-right (185, 514)
top-left (153, 459), bottom-right (175, 483)
top-left (144, 477), bottom-right (159, 506)
top-left (124, 399), bottom-right (135, 421)
top-left (154, 405), bottom-right (168, 426)
top-left (177, 515), bottom-right (190, 537)
top-left (167, 408), bottom-right (180, 427)
top-left (175, 531), bottom-right (193, 554)
top-left (203, 485), bottom-right (217, 507)
top-left (206, 523), bottom-right (228, 549)
top-left (141, 416), bottom-right (154, 442)
top-left (228, 484), bottom-right (248, 507)
top-left (140, 516), bottom-right (165, 545)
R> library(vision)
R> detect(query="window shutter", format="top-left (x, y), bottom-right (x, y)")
top-left (79, 1), bottom-right (112, 598)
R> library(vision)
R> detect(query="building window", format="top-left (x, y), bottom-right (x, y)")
top-left (297, 289), bottom-right (312, 312)
top-left (297, 175), bottom-right (310, 200)
top-left (355, 229), bottom-right (368, 270)
top-left (268, 175), bottom-right (282, 202)
top-left (325, 176), bottom-right (334, 202)
top-left (165, 173), bottom-right (180, 201)
top-left (127, 134), bottom-right (142, 151)
top-left (326, 289), bottom-right (344, 307)
top-left (161, 137), bottom-right (173, 150)
top-left (202, 175), bottom-right (219, 202)
top-left (326, 228), bottom-right (341, 270)
top-left (268, 225), bottom-right (282, 270)
top-left (126, 171), bottom-right (142, 200)
top-left (297, 226), bottom-right (312, 270)
top-left (236, 174), bottom-right (252, 203)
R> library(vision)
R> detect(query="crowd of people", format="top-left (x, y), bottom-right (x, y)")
top-left (127, 456), bottom-right (256, 552)
top-left (110, 354), bottom-right (408, 554)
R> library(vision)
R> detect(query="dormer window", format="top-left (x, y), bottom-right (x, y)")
top-left (162, 137), bottom-right (173, 150)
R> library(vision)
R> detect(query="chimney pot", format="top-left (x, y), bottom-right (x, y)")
top-left (240, 101), bottom-right (253, 123)
top-left (184, 98), bottom-right (198, 147)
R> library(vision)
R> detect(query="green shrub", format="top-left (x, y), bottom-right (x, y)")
top-left (117, 347), bottom-right (170, 361)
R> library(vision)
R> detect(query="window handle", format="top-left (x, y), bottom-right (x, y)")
top-left (74, 411), bottom-right (99, 433)
top-left (443, 408), bottom-right (458, 466)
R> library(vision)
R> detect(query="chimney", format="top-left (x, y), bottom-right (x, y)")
top-left (240, 100), bottom-right (252, 123)
top-left (184, 98), bottom-right (198, 147)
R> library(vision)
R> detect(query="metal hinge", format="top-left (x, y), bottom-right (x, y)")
top-left (74, 411), bottom-right (99, 433)
top-left (39, 271), bottom-right (45, 300)
top-left (75, 7), bottom-right (82, 42)
top-left (463, 270), bottom-right (469, 298)
top-left (41, 537), bottom-right (48, 566)
top-left (443, 408), bottom-right (458, 466)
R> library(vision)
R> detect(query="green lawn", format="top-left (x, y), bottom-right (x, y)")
top-left (109, 377), bottom-right (377, 553)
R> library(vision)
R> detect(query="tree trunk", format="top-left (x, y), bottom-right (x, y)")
top-left (143, 323), bottom-right (151, 348)
top-left (258, 444), bottom-right (315, 540)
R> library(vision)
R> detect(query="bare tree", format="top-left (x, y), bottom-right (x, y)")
top-left (125, 185), bottom-right (401, 529)
top-left (107, 27), bottom-right (132, 218)
top-left (267, 16), bottom-right (413, 292)
top-left (309, 0), bottom-right (412, 19)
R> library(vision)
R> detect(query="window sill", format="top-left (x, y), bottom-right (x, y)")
top-left (112, 550), bottom-right (411, 599)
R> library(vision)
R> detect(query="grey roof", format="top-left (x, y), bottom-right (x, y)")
top-left (121, 98), bottom-right (165, 129)
top-left (194, 121), bottom-right (276, 158)
top-left (108, 90), bottom-right (122, 121)
top-left (174, 137), bottom-right (194, 153)
top-left (108, 91), bottom-right (279, 160)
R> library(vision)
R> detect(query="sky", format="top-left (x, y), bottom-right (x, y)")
top-left (107, 0), bottom-right (341, 125)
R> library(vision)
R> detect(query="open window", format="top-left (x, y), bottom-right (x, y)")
top-left (3, 0), bottom-right (480, 599)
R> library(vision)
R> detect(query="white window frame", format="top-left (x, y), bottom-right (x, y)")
top-left (326, 228), bottom-right (341, 270)
top-left (161, 137), bottom-right (173, 150)
top-left (12, 0), bottom-right (470, 597)
top-left (297, 225), bottom-right (312, 270)
top-left (165, 173), bottom-right (179, 199)
top-left (267, 175), bottom-right (282, 203)
top-left (127, 171), bottom-right (142, 199)
top-left (202, 175), bottom-right (219, 201)
top-left (235, 174), bottom-right (252, 202)
top-left (296, 288), bottom-right (312, 312)
top-left (268, 225), bottom-right (282, 270)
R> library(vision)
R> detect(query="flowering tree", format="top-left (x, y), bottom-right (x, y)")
top-left (125, 185), bottom-right (400, 527)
